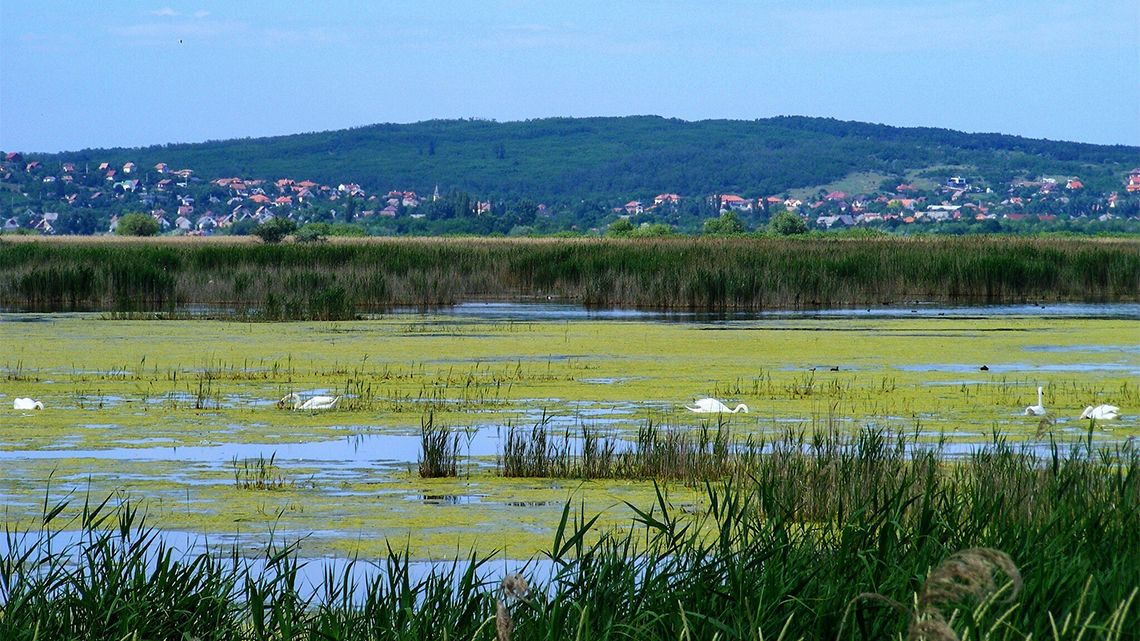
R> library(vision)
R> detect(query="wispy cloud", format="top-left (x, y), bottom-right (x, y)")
top-left (475, 21), bottom-right (666, 56)
top-left (110, 18), bottom-right (342, 48)
top-left (111, 20), bottom-right (241, 43)
top-left (149, 7), bottom-right (211, 19)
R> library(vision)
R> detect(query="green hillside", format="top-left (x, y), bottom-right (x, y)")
top-left (40, 116), bottom-right (1140, 202)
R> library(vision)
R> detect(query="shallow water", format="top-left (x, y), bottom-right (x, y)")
top-left (0, 431), bottom-right (502, 464)
top-left (2, 306), bottom-right (1137, 559)
top-left (386, 302), bottom-right (1140, 322)
top-left (0, 527), bottom-right (551, 602)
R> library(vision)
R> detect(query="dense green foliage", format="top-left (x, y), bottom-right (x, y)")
top-left (2, 237), bottom-right (1138, 317)
top-left (114, 212), bottom-right (159, 237)
top-left (252, 217), bottom-right (297, 243)
top-left (3, 430), bottom-right (1136, 639)
top-left (37, 116), bottom-right (1140, 201)
top-left (770, 211), bottom-right (809, 235)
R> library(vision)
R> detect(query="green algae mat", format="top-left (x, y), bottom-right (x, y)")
top-left (2, 311), bottom-right (1137, 559)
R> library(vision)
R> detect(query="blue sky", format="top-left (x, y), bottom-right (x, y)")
top-left (2, 1), bottom-right (1137, 152)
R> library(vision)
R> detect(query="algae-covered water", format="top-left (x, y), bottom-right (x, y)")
top-left (2, 305), bottom-right (1137, 559)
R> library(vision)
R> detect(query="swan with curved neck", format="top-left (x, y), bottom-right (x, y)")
top-left (1023, 386), bottom-right (1046, 416)
top-left (685, 397), bottom-right (749, 414)
top-left (1079, 404), bottom-right (1120, 420)
top-left (278, 393), bottom-right (341, 411)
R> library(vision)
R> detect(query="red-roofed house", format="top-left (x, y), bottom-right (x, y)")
top-left (719, 194), bottom-right (752, 211)
top-left (1126, 169), bottom-right (1140, 193)
top-left (1066, 178), bottom-right (1084, 190)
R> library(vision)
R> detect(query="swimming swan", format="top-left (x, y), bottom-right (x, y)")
top-left (685, 397), bottom-right (749, 414)
top-left (1023, 386), bottom-right (1046, 416)
top-left (277, 393), bottom-right (341, 411)
top-left (1079, 404), bottom-right (1120, 420)
top-left (13, 397), bottom-right (44, 410)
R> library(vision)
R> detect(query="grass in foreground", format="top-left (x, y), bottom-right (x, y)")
top-left (2, 430), bottom-right (1137, 640)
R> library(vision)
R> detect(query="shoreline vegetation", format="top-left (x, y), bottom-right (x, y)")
top-left (2, 236), bottom-right (1138, 319)
top-left (3, 429), bottom-right (1136, 639)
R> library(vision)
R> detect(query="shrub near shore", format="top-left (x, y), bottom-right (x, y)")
top-left (1, 236), bottom-right (1138, 318)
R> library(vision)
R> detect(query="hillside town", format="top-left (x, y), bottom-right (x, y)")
top-left (2, 152), bottom-right (1139, 236)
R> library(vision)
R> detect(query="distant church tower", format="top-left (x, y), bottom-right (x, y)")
top-left (432, 185), bottom-right (440, 202)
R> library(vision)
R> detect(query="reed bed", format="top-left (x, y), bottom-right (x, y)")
top-left (2, 429), bottom-right (1136, 639)
top-left (498, 417), bottom-right (736, 482)
top-left (3, 429), bottom-right (1136, 639)
top-left (419, 413), bottom-right (461, 478)
top-left (2, 237), bottom-right (1138, 317)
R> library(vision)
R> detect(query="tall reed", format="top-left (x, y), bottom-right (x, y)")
top-left (2, 430), bottom-right (1136, 639)
top-left (2, 237), bottom-right (1137, 317)
top-left (418, 413), bottom-right (460, 478)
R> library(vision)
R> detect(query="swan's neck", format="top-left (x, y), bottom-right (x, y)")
top-left (733, 404), bottom-right (748, 413)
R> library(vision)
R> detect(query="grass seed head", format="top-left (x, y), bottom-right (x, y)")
top-left (907, 614), bottom-right (959, 641)
top-left (500, 573), bottom-right (529, 601)
top-left (918, 548), bottom-right (1021, 611)
top-left (496, 600), bottom-right (513, 641)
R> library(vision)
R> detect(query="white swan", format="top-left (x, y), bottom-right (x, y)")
top-left (1079, 404), bottom-right (1120, 420)
top-left (277, 392), bottom-right (341, 411)
top-left (13, 397), bottom-right (44, 410)
top-left (1023, 386), bottom-right (1046, 416)
top-left (685, 397), bottom-right (749, 414)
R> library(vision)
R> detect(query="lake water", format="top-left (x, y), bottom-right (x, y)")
top-left (2, 302), bottom-right (1137, 562)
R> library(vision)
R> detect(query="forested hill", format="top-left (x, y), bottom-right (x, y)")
top-left (38, 116), bottom-right (1140, 201)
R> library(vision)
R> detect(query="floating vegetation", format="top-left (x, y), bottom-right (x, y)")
top-left (3, 430), bottom-right (1137, 639)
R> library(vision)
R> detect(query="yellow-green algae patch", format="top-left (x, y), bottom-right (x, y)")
top-left (2, 313), bottom-right (1137, 559)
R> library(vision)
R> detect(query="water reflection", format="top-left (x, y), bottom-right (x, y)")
top-left (0, 431), bottom-right (501, 465)
top-left (5, 302), bottom-right (1139, 326)
top-left (901, 362), bottom-right (1140, 375)
top-left (0, 527), bottom-right (553, 603)
top-left (389, 302), bottom-right (1140, 322)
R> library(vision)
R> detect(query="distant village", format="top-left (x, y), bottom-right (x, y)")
top-left (2, 151), bottom-right (1139, 236)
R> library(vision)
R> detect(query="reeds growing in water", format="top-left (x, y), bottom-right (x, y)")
top-left (419, 413), bottom-right (461, 478)
top-left (2, 236), bottom-right (1137, 317)
top-left (3, 429), bottom-right (1137, 639)
top-left (498, 416), bottom-right (736, 482)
